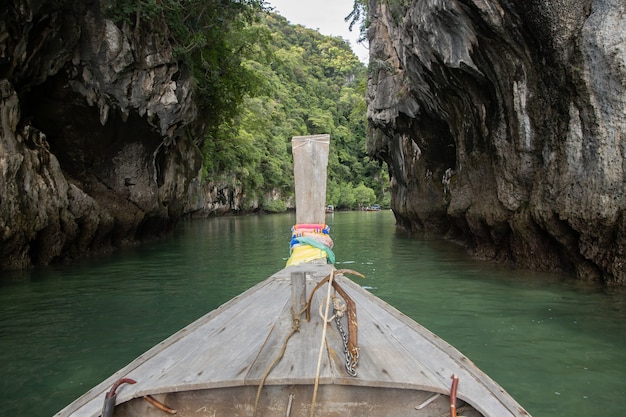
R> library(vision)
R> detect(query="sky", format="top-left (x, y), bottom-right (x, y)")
top-left (265, 0), bottom-right (369, 63)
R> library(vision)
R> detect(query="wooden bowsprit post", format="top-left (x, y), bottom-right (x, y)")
top-left (288, 133), bottom-right (331, 314)
top-left (286, 134), bottom-right (332, 267)
top-left (255, 134), bottom-right (331, 417)
top-left (291, 134), bottom-right (330, 225)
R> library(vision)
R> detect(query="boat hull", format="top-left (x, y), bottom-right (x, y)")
top-left (55, 264), bottom-right (530, 417)
top-left (54, 136), bottom-right (530, 417)
top-left (115, 384), bottom-right (483, 417)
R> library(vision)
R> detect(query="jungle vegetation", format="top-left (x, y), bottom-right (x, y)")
top-left (108, 0), bottom-right (387, 211)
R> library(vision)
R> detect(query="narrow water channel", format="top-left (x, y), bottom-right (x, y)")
top-left (1, 211), bottom-right (624, 417)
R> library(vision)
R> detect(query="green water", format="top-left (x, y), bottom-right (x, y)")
top-left (1, 211), bottom-right (625, 417)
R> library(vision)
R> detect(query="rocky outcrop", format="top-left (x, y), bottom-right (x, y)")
top-left (367, 0), bottom-right (626, 284)
top-left (1, 1), bottom-right (203, 269)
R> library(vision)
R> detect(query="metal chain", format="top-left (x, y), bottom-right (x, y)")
top-left (334, 312), bottom-right (358, 376)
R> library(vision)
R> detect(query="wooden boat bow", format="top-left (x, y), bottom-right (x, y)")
top-left (54, 135), bottom-right (531, 417)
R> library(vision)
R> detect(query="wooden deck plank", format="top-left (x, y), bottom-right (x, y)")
top-left (244, 278), bottom-right (312, 383)
top-left (131, 279), bottom-right (288, 391)
top-left (302, 273), bottom-right (453, 390)
top-left (246, 270), bottom-right (344, 385)
top-left (343, 287), bottom-right (448, 389)
top-left (337, 275), bottom-right (454, 387)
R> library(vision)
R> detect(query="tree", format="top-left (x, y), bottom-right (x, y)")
top-left (219, 12), bottom-right (383, 208)
top-left (354, 183), bottom-right (376, 208)
top-left (337, 182), bottom-right (357, 209)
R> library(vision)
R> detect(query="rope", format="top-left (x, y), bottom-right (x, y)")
top-left (332, 296), bottom-right (346, 317)
top-left (306, 270), bottom-right (364, 378)
top-left (310, 269), bottom-right (335, 417)
top-left (316, 295), bottom-right (345, 323)
top-left (253, 307), bottom-right (306, 417)
top-left (291, 138), bottom-right (329, 150)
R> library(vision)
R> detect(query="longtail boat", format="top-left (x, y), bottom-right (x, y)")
top-left (55, 134), bottom-right (531, 417)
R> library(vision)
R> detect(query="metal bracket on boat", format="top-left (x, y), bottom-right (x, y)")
top-left (450, 374), bottom-right (459, 417)
top-left (306, 269), bottom-right (364, 377)
top-left (143, 394), bottom-right (177, 414)
top-left (101, 378), bottom-right (136, 417)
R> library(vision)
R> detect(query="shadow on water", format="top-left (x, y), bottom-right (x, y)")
top-left (1, 210), bottom-right (625, 417)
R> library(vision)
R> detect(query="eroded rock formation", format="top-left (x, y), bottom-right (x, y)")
top-left (1, 1), bottom-right (203, 269)
top-left (367, 0), bottom-right (626, 284)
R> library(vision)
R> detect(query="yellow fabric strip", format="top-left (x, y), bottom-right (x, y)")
top-left (285, 244), bottom-right (328, 267)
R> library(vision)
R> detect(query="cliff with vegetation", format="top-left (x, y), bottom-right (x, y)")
top-left (366, 0), bottom-right (626, 284)
top-left (0, 0), bottom-right (264, 269)
top-left (198, 13), bottom-right (384, 216)
top-left (1, 1), bottom-right (376, 270)
top-left (1, 0), bottom-right (206, 269)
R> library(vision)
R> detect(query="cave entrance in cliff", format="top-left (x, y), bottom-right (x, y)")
top-left (399, 112), bottom-right (457, 173)
top-left (20, 71), bottom-right (163, 181)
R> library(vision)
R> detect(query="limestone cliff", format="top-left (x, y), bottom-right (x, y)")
top-left (0, 0), bottom-right (205, 269)
top-left (367, 0), bottom-right (626, 284)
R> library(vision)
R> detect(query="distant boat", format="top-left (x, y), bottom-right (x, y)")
top-left (365, 204), bottom-right (381, 211)
top-left (325, 204), bottom-right (334, 213)
top-left (55, 135), bottom-right (531, 417)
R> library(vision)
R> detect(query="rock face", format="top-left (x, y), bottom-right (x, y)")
top-left (367, 0), bottom-right (626, 284)
top-left (0, 1), bottom-right (203, 269)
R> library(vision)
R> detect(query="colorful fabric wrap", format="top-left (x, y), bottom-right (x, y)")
top-left (286, 223), bottom-right (335, 266)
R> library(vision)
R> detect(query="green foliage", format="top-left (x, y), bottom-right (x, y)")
top-left (222, 13), bottom-right (388, 210)
top-left (103, 0), bottom-right (164, 24)
top-left (105, 1), bottom-right (388, 211)
top-left (262, 198), bottom-right (287, 213)
top-left (354, 183), bottom-right (377, 207)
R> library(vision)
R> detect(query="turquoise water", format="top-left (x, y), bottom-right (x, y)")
top-left (1, 211), bottom-right (624, 416)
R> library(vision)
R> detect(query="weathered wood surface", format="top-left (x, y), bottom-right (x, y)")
top-left (117, 384), bottom-right (477, 416)
top-left (291, 134), bottom-right (330, 225)
top-left (55, 263), bottom-right (529, 417)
